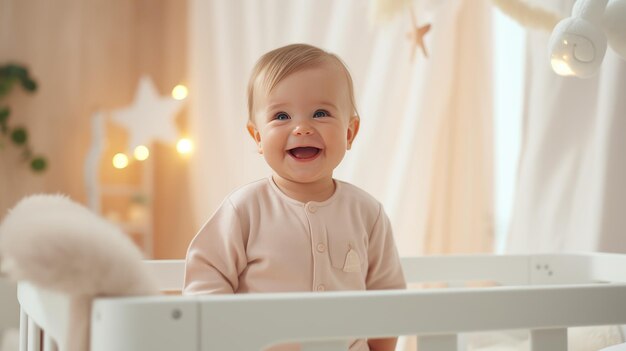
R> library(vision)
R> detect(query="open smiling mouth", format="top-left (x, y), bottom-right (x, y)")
top-left (288, 147), bottom-right (321, 160)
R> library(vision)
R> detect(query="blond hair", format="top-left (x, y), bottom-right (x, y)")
top-left (247, 43), bottom-right (358, 123)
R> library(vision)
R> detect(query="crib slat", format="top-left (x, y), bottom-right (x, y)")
top-left (301, 340), bottom-right (349, 351)
top-left (43, 334), bottom-right (58, 351)
top-left (418, 334), bottom-right (458, 351)
top-left (26, 318), bottom-right (41, 351)
top-left (19, 308), bottom-right (27, 351)
top-left (530, 328), bottom-right (567, 351)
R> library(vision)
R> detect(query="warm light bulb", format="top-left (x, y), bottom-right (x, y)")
top-left (112, 153), bottom-right (129, 169)
top-left (172, 84), bottom-right (188, 100)
top-left (134, 145), bottom-right (150, 161)
top-left (551, 57), bottom-right (575, 76)
top-left (177, 138), bottom-right (193, 154)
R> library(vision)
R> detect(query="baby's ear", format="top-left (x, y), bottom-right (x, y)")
top-left (346, 116), bottom-right (360, 150)
top-left (246, 122), bottom-right (263, 154)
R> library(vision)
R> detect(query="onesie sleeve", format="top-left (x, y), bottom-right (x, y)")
top-left (366, 204), bottom-right (406, 290)
top-left (183, 199), bottom-right (247, 294)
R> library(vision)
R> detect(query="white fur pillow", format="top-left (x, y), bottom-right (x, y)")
top-left (0, 194), bottom-right (157, 296)
top-left (0, 194), bottom-right (159, 351)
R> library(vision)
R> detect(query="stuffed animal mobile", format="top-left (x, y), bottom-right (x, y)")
top-left (0, 194), bottom-right (159, 351)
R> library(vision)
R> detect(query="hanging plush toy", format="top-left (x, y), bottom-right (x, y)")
top-left (548, 0), bottom-right (626, 77)
top-left (491, 0), bottom-right (626, 78)
top-left (0, 195), bottom-right (159, 351)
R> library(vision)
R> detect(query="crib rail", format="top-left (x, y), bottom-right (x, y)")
top-left (403, 252), bottom-right (626, 285)
top-left (17, 252), bottom-right (626, 351)
top-left (144, 252), bottom-right (626, 289)
top-left (17, 282), bottom-right (70, 351)
top-left (90, 283), bottom-right (626, 351)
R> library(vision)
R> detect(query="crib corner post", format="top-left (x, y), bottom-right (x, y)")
top-left (42, 334), bottom-right (58, 351)
top-left (26, 315), bottom-right (41, 351)
top-left (19, 308), bottom-right (27, 351)
top-left (530, 328), bottom-right (567, 351)
top-left (417, 334), bottom-right (458, 351)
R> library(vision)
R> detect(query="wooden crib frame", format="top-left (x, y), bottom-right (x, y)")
top-left (16, 253), bottom-right (626, 351)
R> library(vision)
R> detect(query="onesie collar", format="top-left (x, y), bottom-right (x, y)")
top-left (267, 175), bottom-right (341, 208)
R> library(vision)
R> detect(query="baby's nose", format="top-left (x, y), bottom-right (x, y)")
top-left (293, 125), bottom-right (314, 136)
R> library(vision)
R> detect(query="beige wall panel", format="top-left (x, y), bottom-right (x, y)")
top-left (0, 0), bottom-right (193, 259)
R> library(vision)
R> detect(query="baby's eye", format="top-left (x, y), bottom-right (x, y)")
top-left (313, 110), bottom-right (329, 118)
top-left (275, 112), bottom-right (290, 120)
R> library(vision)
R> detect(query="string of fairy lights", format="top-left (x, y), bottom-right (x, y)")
top-left (111, 84), bottom-right (192, 169)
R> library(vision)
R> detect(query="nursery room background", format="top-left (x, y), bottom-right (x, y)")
top-left (1, 0), bottom-right (625, 349)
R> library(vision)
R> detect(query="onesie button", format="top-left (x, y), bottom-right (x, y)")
top-left (308, 205), bottom-right (317, 213)
top-left (316, 284), bottom-right (326, 292)
top-left (316, 243), bottom-right (326, 253)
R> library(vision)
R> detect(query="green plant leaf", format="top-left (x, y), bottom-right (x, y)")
top-left (0, 65), bottom-right (12, 77)
top-left (30, 157), bottom-right (47, 172)
top-left (0, 77), bottom-right (16, 97)
top-left (5, 65), bottom-right (27, 79)
top-left (10, 127), bottom-right (27, 145)
top-left (21, 78), bottom-right (37, 92)
top-left (0, 107), bottom-right (9, 123)
top-left (0, 107), bottom-right (8, 134)
top-left (1, 63), bottom-right (45, 172)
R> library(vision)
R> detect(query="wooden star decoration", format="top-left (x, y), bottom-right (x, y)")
top-left (407, 8), bottom-right (432, 61)
top-left (111, 76), bottom-right (184, 151)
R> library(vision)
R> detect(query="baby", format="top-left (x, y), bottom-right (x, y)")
top-left (184, 43), bottom-right (406, 351)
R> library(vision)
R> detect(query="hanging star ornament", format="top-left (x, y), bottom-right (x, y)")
top-left (111, 76), bottom-right (184, 151)
top-left (407, 8), bottom-right (432, 61)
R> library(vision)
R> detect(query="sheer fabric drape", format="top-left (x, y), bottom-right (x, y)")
top-left (507, 0), bottom-right (626, 253)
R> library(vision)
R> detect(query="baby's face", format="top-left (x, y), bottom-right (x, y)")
top-left (248, 62), bottom-right (359, 185)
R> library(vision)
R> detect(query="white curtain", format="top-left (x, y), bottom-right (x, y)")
top-left (188, 0), bottom-right (494, 257)
top-left (507, 0), bottom-right (626, 253)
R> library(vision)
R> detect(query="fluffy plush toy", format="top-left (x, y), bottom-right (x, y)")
top-left (0, 194), bottom-right (159, 351)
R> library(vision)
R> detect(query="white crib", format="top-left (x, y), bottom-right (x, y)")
top-left (16, 253), bottom-right (626, 351)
